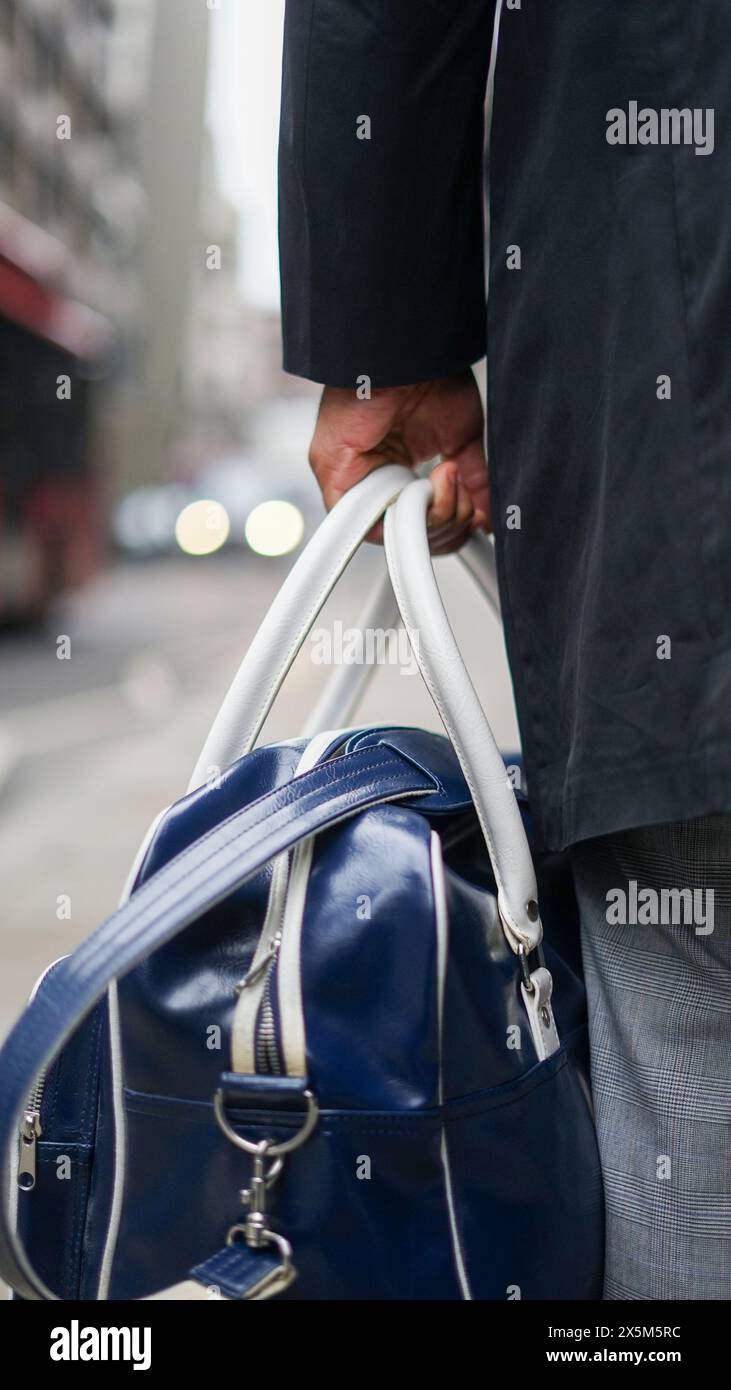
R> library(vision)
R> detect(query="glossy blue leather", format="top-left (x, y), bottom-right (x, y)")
top-left (3, 727), bottom-right (604, 1300)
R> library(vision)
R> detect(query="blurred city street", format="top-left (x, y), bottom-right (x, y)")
top-left (0, 0), bottom-right (520, 1047)
top-left (0, 2), bottom-right (521, 1065)
top-left (0, 546), bottom-right (519, 1040)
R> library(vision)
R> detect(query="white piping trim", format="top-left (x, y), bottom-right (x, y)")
top-left (277, 836), bottom-right (313, 1077)
top-left (431, 832), bottom-right (472, 1301)
top-left (96, 980), bottom-right (126, 1300)
top-left (231, 727), bottom-right (354, 1078)
top-left (98, 730), bottom-right (353, 1297)
top-left (273, 735), bottom-right (433, 1081)
top-left (230, 729), bottom-right (345, 1074)
top-left (95, 806), bottom-right (170, 1299)
top-left (231, 850), bottom-right (290, 1073)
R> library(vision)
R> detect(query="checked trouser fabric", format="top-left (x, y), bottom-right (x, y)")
top-left (570, 814), bottom-right (731, 1300)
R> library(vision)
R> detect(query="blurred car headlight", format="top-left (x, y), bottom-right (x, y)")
top-left (245, 500), bottom-right (305, 557)
top-left (175, 499), bottom-right (230, 556)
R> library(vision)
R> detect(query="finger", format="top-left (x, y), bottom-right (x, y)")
top-left (314, 456), bottom-right (384, 513)
top-left (428, 476), bottom-right (473, 539)
top-left (429, 518), bottom-right (476, 557)
top-left (449, 437), bottom-right (491, 533)
top-left (370, 467), bottom-right (471, 549)
top-left (426, 462), bottom-right (459, 531)
top-left (453, 478), bottom-right (475, 530)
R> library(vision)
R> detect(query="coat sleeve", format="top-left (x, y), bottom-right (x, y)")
top-left (278, 0), bottom-right (495, 388)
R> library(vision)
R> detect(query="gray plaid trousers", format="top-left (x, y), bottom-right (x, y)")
top-left (569, 814), bottom-right (731, 1300)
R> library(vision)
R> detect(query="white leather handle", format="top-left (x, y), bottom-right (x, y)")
top-left (384, 480), bottom-right (541, 952)
top-left (301, 529), bottom-right (502, 736)
top-left (189, 465), bottom-right (538, 947)
top-left (189, 466), bottom-right (503, 791)
top-left (188, 464), bottom-right (415, 791)
top-left (300, 562), bottom-right (399, 737)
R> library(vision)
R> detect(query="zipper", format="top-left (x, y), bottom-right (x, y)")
top-left (18, 1073), bottom-right (45, 1191)
top-left (230, 843), bottom-right (288, 1077)
top-left (231, 731), bottom-right (348, 1076)
top-left (254, 955), bottom-right (284, 1074)
top-left (17, 955), bottom-right (68, 1193)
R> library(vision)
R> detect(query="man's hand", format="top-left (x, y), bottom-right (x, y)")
top-left (308, 370), bottom-right (491, 554)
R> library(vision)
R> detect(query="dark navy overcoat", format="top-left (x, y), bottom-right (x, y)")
top-left (279, 0), bottom-right (731, 850)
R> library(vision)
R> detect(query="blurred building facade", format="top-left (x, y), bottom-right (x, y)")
top-left (0, 0), bottom-right (145, 325)
top-left (176, 129), bottom-right (296, 476)
top-left (0, 0), bottom-right (315, 616)
top-left (0, 0), bottom-right (151, 618)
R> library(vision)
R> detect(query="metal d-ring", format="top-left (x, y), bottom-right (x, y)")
top-left (213, 1086), bottom-right (319, 1157)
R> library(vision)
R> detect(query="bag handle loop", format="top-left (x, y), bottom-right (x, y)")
top-left (190, 465), bottom-right (538, 950)
top-left (188, 465), bottom-right (502, 789)
top-left (384, 480), bottom-right (540, 952)
top-left (187, 464), bottom-right (414, 791)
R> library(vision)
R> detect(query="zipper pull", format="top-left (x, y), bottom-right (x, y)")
top-left (234, 932), bottom-right (282, 996)
top-left (18, 1111), bottom-right (42, 1191)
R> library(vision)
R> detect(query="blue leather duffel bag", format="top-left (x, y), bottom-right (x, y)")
top-left (0, 468), bottom-right (603, 1301)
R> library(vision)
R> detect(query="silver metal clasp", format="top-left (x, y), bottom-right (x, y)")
top-left (223, 1142), bottom-right (296, 1296)
top-left (214, 1086), bottom-right (319, 1291)
top-left (226, 1141), bottom-right (283, 1249)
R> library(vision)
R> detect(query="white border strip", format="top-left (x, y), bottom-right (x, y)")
top-left (431, 832), bottom-right (472, 1300)
top-left (96, 980), bottom-right (126, 1300)
top-left (96, 806), bottom-right (170, 1299)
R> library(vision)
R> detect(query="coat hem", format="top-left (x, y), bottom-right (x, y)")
top-left (541, 744), bottom-right (731, 852)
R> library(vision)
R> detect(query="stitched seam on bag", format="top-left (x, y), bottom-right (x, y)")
top-left (75, 753), bottom-right (430, 985)
top-left (123, 1092), bottom-right (443, 1129)
top-left (46, 1003), bottom-right (102, 1145)
top-left (443, 1052), bottom-right (569, 1123)
top-left (57, 771), bottom-right (430, 1094)
top-left (126, 763), bottom-right (424, 939)
top-left (65, 1146), bottom-right (88, 1298)
top-left (35, 1142), bottom-right (91, 1155)
top-left (78, 1005), bottom-right (102, 1145)
top-left (146, 751), bottom-right (415, 874)
top-left (77, 1008), bottom-right (107, 1298)
top-left (48, 1043), bottom-right (61, 1135)
top-left (123, 1052), bottom-right (570, 1131)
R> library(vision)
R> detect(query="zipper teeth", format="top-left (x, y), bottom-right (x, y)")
top-left (26, 1068), bottom-right (46, 1118)
top-left (18, 955), bottom-right (68, 1188)
top-left (255, 962), bottom-right (282, 1075)
top-left (25, 953), bottom-right (68, 1116)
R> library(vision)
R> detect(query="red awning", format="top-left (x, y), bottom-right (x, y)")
top-left (0, 203), bottom-right (113, 359)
